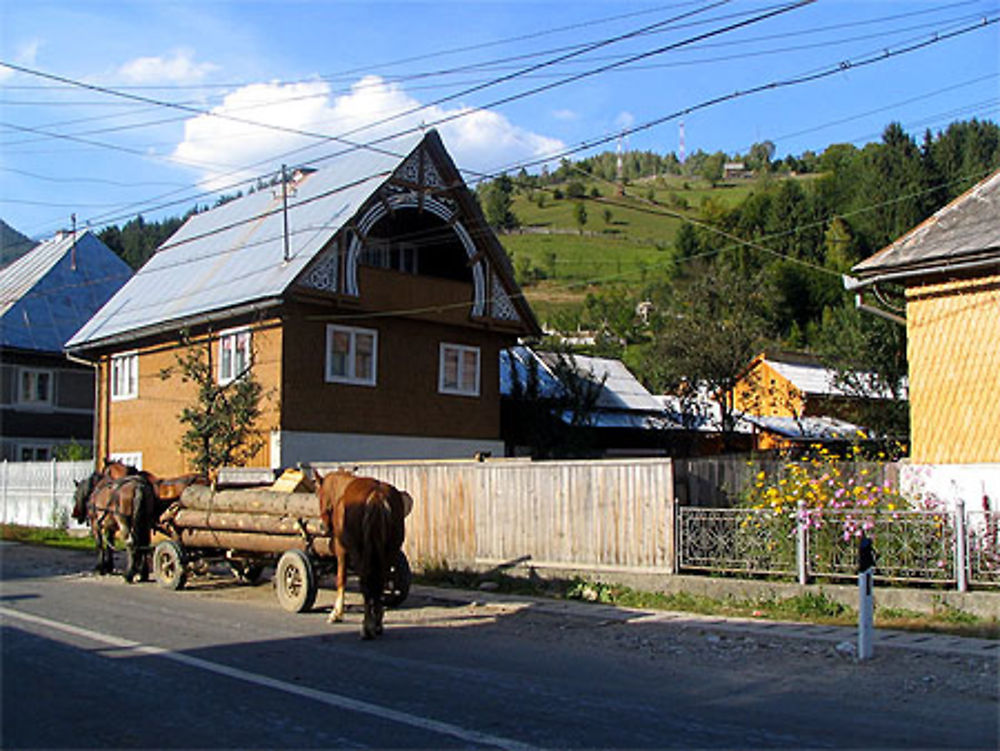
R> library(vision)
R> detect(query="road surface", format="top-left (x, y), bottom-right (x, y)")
top-left (1, 543), bottom-right (996, 749)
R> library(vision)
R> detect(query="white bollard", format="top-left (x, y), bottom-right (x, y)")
top-left (858, 568), bottom-right (874, 661)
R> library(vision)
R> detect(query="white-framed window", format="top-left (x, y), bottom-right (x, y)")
top-left (18, 443), bottom-right (51, 461)
top-left (17, 368), bottom-right (53, 407)
top-left (109, 451), bottom-right (142, 471)
top-left (110, 352), bottom-right (138, 401)
top-left (325, 325), bottom-right (377, 386)
top-left (439, 343), bottom-right (480, 397)
top-left (218, 328), bottom-right (252, 384)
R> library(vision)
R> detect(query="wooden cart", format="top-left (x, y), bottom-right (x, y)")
top-left (151, 484), bottom-right (411, 613)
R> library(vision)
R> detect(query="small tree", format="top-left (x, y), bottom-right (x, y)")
top-left (161, 335), bottom-right (269, 474)
top-left (573, 201), bottom-right (588, 234)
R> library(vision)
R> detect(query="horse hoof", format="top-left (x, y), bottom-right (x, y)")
top-left (360, 628), bottom-right (375, 641)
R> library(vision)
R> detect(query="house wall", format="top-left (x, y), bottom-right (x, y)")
top-left (281, 287), bottom-right (516, 445)
top-left (98, 321), bottom-right (283, 476)
top-left (0, 350), bottom-right (95, 460)
top-left (906, 272), bottom-right (1000, 463)
top-left (732, 360), bottom-right (804, 417)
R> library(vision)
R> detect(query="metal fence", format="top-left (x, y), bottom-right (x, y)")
top-left (0, 460), bottom-right (93, 530)
top-left (678, 503), bottom-right (998, 589)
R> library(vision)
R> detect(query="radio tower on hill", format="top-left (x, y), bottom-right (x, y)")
top-left (679, 120), bottom-right (686, 164)
top-left (616, 132), bottom-right (625, 196)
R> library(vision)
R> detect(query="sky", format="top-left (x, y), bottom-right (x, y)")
top-left (1, 0), bottom-right (998, 241)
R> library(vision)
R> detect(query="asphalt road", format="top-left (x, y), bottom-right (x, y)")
top-left (1, 542), bottom-right (996, 749)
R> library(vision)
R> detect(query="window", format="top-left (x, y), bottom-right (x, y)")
top-left (219, 328), bottom-right (252, 384)
top-left (361, 239), bottom-right (419, 274)
top-left (19, 445), bottom-right (50, 461)
top-left (325, 325), bottom-right (377, 385)
top-left (18, 368), bottom-right (53, 407)
top-left (110, 451), bottom-right (142, 470)
top-left (439, 343), bottom-right (480, 396)
top-left (111, 352), bottom-right (138, 400)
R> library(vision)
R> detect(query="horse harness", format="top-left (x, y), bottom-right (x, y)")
top-left (89, 476), bottom-right (145, 526)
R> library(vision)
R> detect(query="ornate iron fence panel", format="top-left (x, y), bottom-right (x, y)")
top-left (966, 510), bottom-right (1000, 585)
top-left (677, 507), bottom-right (796, 576)
top-left (806, 510), bottom-right (956, 583)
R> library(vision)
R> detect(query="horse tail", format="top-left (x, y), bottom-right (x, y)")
top-left (361, 487), bottom-right (392, 597)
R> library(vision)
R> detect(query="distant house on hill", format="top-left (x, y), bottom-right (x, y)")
top-left (0, 230), bottom-right (132, 460)
top-left (731, 350), bottom-right (898, 451)
top-left (849, 168), bottom-right (1000, 465)
top-left (723, 162), bottom-right (752, 180)
top-left (66, 131), bottom-right (540, 475)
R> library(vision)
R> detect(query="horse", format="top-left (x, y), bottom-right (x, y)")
top-left (101, 459), bottom-right (209, 523)
top-left (315, 469), bottom-right (407, 640)
top-left (72, 469), bottom-right (157, 583)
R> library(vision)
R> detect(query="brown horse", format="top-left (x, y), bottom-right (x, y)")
top-left (101, 459), bottom-right (208, 522)
top-left (72, 470), bottom-right (157, 583)
top-left (315, 469), bottom-right (407, 639)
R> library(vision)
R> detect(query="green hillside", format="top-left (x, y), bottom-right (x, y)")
top-left (497, 175), bottom-right (770, 324)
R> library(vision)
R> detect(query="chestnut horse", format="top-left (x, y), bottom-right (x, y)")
top-left (72, 470), bottom-right (157, 582)
top-left (315, 469), bottom-right (407, 639)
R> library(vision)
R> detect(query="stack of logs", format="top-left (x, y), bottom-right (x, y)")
top-left (161, 485), bottom-right (335, 557)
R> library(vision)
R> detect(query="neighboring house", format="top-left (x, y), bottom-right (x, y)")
top-left (0, 230), bottom-right (133, 460)
top-left (723, 162), bottom-right (752, 180)
top-left (849, 168), bottom-right (1000, 465)
top-left (66, 131), bottom-right (540, 475)
top-left (501, 346), bottom-right (699, 457)
top-left (731, 350), bottom-right (892, 451)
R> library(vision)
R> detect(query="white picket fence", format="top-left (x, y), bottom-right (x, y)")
top-left (0, 460), bottom-right (93, 530)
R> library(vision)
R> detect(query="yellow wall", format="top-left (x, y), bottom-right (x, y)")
top-left (99, 321), bottom-right (282, 476)
top-left (732, 359), bottom-right (805, 417)
top-left (906, 272), bottom-right (1000, 463)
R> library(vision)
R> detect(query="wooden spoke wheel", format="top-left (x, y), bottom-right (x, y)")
top-left (153, 540), bottom-right (187, 591)
top-left (275, 550), bottom-right (317, 613)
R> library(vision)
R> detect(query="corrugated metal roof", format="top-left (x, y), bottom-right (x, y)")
top-left (0, 231), bottom-right (132, 352)
top-left (853, 168), bottom-right (1000, 277)
top-left (743, 414), bottom-right (868, 442)
top-left (501, 346), bottom-right (670, 429)
top-left (67, 134), bottom-right (423, 349)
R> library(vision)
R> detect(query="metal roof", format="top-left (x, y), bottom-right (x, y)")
top-left (742, 414), bottom-right (869, 443)
top-left (67, 134), bottom-right (424, 350)
top-left (853, 168), bottom-right (1000, 278)
top-left (0, 231), bottom-right (132, 353)
top-left (501, 346), bottom-right (671, 430)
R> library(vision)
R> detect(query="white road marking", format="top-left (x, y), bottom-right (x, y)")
top-left (1, 606), bottom-right (539, 751)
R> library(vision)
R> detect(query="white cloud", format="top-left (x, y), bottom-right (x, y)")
top-left (0, 39), bottom-right (41, 82)
top-left (117, 49), bottom-right (218, 84)
top-left (171, 76), bottom-right (565, 189)
top-left (614, 111), bottom-right (635, 131)
top-left (552, 108), bottom-right (579, 121)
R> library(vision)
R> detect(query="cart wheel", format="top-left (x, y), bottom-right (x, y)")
top-left (383, 551), bottom-right (411, 607)
top-left (231, 561), bottom-right (264, 585)
top-left (153, 540), bottom-right (186, 590)
top-left (275, 550), bottom-right (316, 613)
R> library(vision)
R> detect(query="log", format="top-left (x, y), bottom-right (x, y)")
top-left (178, 529), bottom-right (334, 557)
top-left (180, 485), bottom-right (320, 516)
top-left (169, 509), bottom-right (324, 536)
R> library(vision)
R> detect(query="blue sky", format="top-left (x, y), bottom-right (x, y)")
top-left (2, 0), bottom-right (997, 240)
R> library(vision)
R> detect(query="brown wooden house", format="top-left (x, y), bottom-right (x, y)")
top-left (66, 131), bottom-right (540, 475)
top-left (848, 169), bottom-right (1000, 464)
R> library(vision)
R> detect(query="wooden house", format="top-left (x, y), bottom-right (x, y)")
top-left (731, 350), bottom-right (891, 451)
top-left (849, 169), bottom-right (1000, 464)
top-left (66, 131), bottom-right (540, 474)
top-left (1, 230), bottom-right (132, 460)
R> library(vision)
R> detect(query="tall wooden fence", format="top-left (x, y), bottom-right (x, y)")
top-left (313, 458), bottom-right (676, 574)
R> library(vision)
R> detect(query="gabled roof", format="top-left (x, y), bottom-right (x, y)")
top-left (852, 168), bottom-right (1000, 281)
top-left (742, 414), bottom-right (869, 443)
top-left (67, 131), bottom-right (537, 352)
top-left (744, 351), bottom-right (901, 400)
top-left (0, 230), bottom-right (132, 353)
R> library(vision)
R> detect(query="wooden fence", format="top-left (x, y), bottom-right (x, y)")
top-left (313, 458), bottom-right (677, 574)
